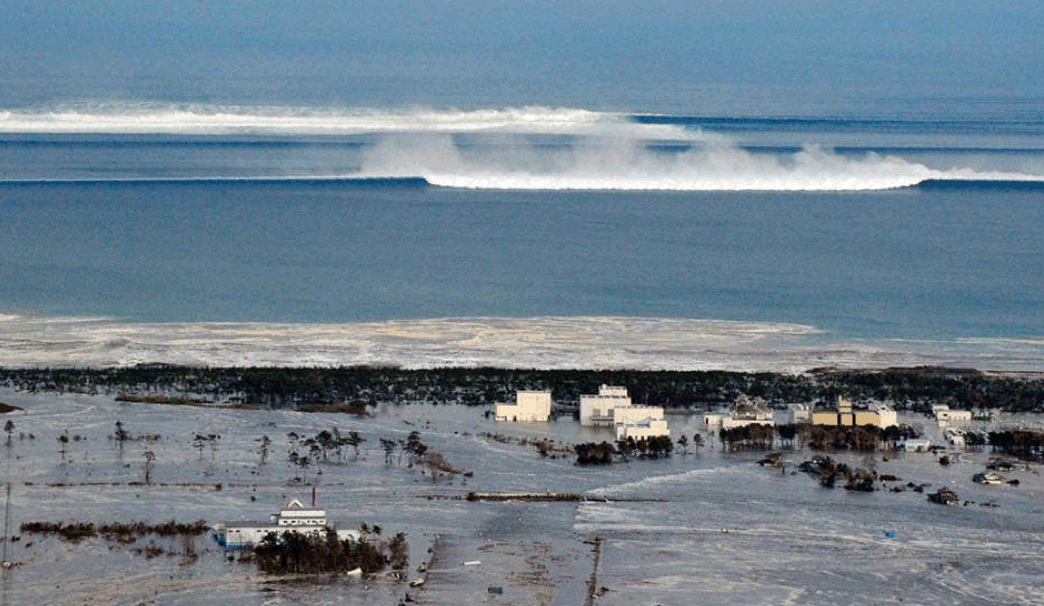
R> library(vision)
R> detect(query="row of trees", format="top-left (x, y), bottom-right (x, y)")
top-left (720, 423), bottom-right (923, 452)
top-left (575, 435), bottom-right (675, 464)
top-left (5, 364), bottom-right (1044, 412)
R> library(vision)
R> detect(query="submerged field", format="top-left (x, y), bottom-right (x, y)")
top-left (1, 388), bottom-right (1043, 605)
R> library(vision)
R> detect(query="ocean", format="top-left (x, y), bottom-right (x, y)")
top-left (1, 104), bottom-right (1043, 370)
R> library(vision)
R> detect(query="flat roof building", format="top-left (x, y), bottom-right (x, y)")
top-left (496, 390), bottom-right (553, 422)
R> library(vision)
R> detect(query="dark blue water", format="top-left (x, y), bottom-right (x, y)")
top-left (2, 177), bottom-right (1042, 341)
top-left (1, 106), bottom-right (1042, 349)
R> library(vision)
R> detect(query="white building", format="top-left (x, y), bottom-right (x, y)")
top-left (933, 405), bottom-right (972, 427)
top-left (580, 385), bottom-right (632, 426)
top-left (215, 499), bottom-right (359, 550)
top-left (944, 427), bottom-right (967, 448)
top-left (616, 418), bottom-right (670, 441)
top-left (719, 395), bottom-right (775, 430)
top-left (783, 403), bottom-right (813, 425)
top-left (579, 385), bottom-right (670, 439)
top-left (496, 390), bottom-right (553, 422)
top-left (901, 438), bottom-right (933, 452)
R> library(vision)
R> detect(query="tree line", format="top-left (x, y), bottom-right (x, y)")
top-left (4, 364), bottom-right (1043, 412)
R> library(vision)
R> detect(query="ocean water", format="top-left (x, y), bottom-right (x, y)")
top-left (1, 105), bottom-right (1043, 370)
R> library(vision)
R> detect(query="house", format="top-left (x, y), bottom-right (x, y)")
top-left (214, 498), bottom-right (359, 550)
top-left (495, 390), bottom-right (553, 422)
top-left (811, 396), bottom-right (897, 429)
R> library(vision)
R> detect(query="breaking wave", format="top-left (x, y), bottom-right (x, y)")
top-left (1, 313), bottom-right (1042, 372)
top-left (2, 103), bottom-right (1043, 192)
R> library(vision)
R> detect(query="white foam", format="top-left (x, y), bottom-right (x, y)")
top-left (0, 103), bottom-right (621, 136)
top-left (4, 103), bottom-right (1042, 191)
top-left (359, 132), bottom-right (1043, 192)
top-left (1, 313), bottom-right (1042, 371)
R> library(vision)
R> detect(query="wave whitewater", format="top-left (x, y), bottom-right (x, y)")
top-left (2, 103), bottom-right (1043, 192)
top-left (1, 313), bottom-right (1042, 372)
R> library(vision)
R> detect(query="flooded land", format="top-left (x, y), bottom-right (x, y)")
top-left (1, 382), bottom-right (1043, 605)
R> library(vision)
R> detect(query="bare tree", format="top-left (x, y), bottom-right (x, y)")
top-left (144, 450), bottom-right (156, 483)
top-left (114, 420), bottom-right (130, 460)
top-left (256, 435), bottom-right (272, 465)
top-left (57, 430), bottom-right (70, 462)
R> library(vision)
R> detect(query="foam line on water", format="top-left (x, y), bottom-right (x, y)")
top-left (4, 103), bottom-right (1043, 192)
top-left (1, 313), bottom-right (1042, 371)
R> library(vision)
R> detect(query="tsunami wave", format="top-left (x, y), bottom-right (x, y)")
top-left (2, 313), bottom-right (1043, 372)
top-left (3, 103), bottom-right (1043, 192)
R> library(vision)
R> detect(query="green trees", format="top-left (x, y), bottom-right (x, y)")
top-left (575, 442), bottom-right (616, 465)
top-left (577, 436), bottom-right (672, 464)
top-left (252, 529), bottom-right (398, 575)
top-left (719, 424), bottom-right (775, 451)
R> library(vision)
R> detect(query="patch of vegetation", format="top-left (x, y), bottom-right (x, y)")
top-left (20, 519), bottom-right (209, 544)
top-left (252, 529), bottom-right (407, 575)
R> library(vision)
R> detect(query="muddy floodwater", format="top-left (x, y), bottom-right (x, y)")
top-left (1, 389), bottom-right (1043, 605)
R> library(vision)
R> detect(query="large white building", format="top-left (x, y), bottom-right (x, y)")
top-left (215, 498), bottom-right (359, 550)
top-left (580, 385), bottom-right (669, 439)
top-left (495, 390), bottom-right (553, 422)
top-left (580, 384), bottom-right (631, 426)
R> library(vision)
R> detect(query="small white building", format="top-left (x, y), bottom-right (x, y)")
top-left (721, 395), bottom-right (775, 430)
top-left (944, 427), bottom-right (967, 448)
top-left (216, 499), bottom-right (359, 550)
top-left (783, 403), bottom-right (813, 425)
top-left (580, 385), bottom-right (631, 426)
top-left (496, 390), bottom-right (553, 422)
top-left (901, 438), bottom-right (933, 452)
top-left (616, 418), bottom-right (670, 441)
top-left (933, 405), bottom-right (972, 427)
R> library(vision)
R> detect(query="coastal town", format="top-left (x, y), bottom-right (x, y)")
top-left (2, 366), bottom-right (1044, 604)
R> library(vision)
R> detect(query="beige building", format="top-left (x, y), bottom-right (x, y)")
top-left (812, 396), bottom-right (897, 429)
top-left (496, 390), bottom-right (553, 422)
